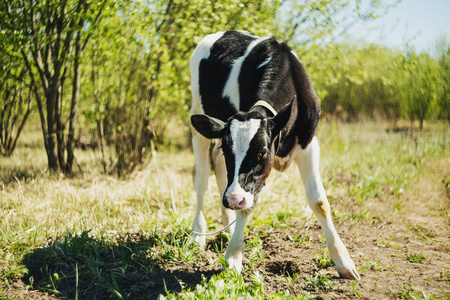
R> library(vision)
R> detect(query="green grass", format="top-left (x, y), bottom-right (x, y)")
top-left (393, 283), bottom-right (449, 300)
top-left (406, 253), bottom-right (428, 264)
top-left (0, 121), bottom-right (449, 299)
top-left (304, 272), bottom-right (336, 291)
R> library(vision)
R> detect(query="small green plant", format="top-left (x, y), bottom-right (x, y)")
top-left (280, 272), bottom-right (300, 289)
top-left (288, 234), bottom-right (313, 249)
top-left (406, 253), bottom-right (427, 264)
top-left (376, 235), bottom-right (398, 248)
top-left (435, 270), bottom-right (450, 282)
top-left (349, 280), bottom-right (361, 297)
top-left (314, 249), bottom-right (335, 268)
top-left (407, 224), bottom-right (435, 239)
top-left (305, 272), bottom-right (336, 291)
top-left (246, 236), bottom-right (265, 268)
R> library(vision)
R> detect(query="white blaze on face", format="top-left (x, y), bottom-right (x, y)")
top-left (225, 119), bottom-right (261, 209)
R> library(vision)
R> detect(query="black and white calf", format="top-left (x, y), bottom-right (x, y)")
top-left (189, 31), bottom-right (359, 280)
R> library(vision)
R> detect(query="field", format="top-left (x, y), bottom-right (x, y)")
top-left (0, 121), bottom-right (449, 299)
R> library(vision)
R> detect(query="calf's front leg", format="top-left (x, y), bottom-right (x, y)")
top-left (295, 137), bottom-right (360, 280)
top-left (191, 131), bottom-right (211, 246)
top-left (224, 210), bottom-right (250, 273)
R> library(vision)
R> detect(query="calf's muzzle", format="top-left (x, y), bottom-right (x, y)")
top-left (223, 194), bottom-right (246, 210)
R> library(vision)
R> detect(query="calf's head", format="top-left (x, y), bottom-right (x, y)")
top-left (191, 102), bottom-right (293, 211)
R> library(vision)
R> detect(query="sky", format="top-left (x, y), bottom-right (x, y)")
top-left (345, 0), bottom-right (450, 54)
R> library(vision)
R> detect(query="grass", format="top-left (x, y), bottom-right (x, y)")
top-left (0, 121), bottom-right (449, 299)
top-left (304, 272), bottom-right (336, 291)
top-left (406, 253), bottom-right (428, 264)
top-left (393, 283), bottom-right (449, 300)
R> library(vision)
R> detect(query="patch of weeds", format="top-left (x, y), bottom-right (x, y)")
top-left (359, 260), bottom-right (382, 272)
top-left (305, 272), bottom-right (336, 291)
top-left (349, 280), bottom-right (361, 297)
top-left (393, 283), bottom-right (447, 300)
top-left (0, 265), bottom-right (29, 284)
top-left (318, 234), bottom-right (326, 244)
top-left (252, 217), bottom-right (274, 230)
top-left (393, 202), bottom-right (404, 214)
top-left (406, 253), bottom-right (427, 264)
top-left (348, 176), bottom-right (382, 203)
top-left (287, 234), bottom-right (312, 249)
top-left (407, 224), bottom-right (435, 239)
top-left (162, 269), bottom-right (266, 299)
top-left (280, 272), bottom-right (300, 289)
top-left (350, 209), bottom-right (371, 225)
top-left (246, 236), bottom-right (264, 268)
top-left (268, 211), bottom-right (293, 228)
top-left (435, 270), bottom-right (450, 282)
top-left (376, 235), bottom-right (398, 248)
top-left (314, 249), bottom-right (335, 268)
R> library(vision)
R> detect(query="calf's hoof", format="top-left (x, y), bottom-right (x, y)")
top-left (192, 234), bottom-right (206, 247)
top-left (335, 258), bottom-right (360, 280)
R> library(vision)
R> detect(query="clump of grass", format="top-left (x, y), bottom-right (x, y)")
top-left (376, 235), bottom-right (398, 248)
top-left (349, 280), bottom-right (361, 297)
top-left (246, 236), bottom-right (264, 268)
top-left (287, 233), bottom-right (312, 249)
top-left (314, 249), bottom-right (335, 268)
top-left (304, 272), bottom-right (336, 291)
top-left (280, 272), bottom-right (300, 289)
top-left (393, 283), bottom-right (448, 300)
top-left (406, 253), bottom-right (428, 264)
top-left (435, 270), bottom-right (450, 282)
top-left (407, 224), bottom-right (435, 239)
top-left (162, 270), bottom-right (260, 299)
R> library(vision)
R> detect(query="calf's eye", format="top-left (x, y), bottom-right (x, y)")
top-left (258, 148), bottom-right (268, 160)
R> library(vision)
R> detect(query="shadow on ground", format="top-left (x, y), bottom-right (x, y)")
top-left (21, 230), bottom-right (220, 299)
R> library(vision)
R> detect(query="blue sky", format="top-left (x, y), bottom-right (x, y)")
top-left (345, 0), bottom-right (450, 53)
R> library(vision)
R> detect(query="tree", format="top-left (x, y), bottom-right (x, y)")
top-left (81, 0), bottom-right (280, 176)
top-left (0, 58), bottom-right (33, 156)
top-left (0, 0), bottom-right (109, 173)
top-left (435, 36), bottom-right (450, 126)
top-left (404, 51), bottom-right (439, 129)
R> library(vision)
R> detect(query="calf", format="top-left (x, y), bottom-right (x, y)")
top-left (189, 30), bottom-right (359, 280)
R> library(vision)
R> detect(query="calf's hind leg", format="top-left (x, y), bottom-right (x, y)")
top-left (295, 137), bottom-right (360, 280)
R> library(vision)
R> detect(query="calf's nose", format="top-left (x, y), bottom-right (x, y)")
top-left (224, 194), bottom-right (246, 210)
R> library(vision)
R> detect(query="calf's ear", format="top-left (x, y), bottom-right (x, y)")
top-left (191, 114), bottom-right (226, 139)
top-left (271, 96), bottom-right (297, 137)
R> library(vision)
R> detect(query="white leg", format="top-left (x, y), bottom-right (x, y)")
top-left (212, 141), bottom-right (236, 234)
top-left (224, 211), bottom-right (250, 273)
top-left (191, 131), bottom-right (211, 246)
top-left (295, 137), bottom-right (360, 280)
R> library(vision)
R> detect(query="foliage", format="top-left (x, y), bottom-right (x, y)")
top-left (0, 0), bottom-right (110, 172)
top-left (305, 272), bottom-right (336, 291)
top-left (406, 253), bottom-right (428, 264)
top-left (0, 54), bottom-right (32, 156)
top-left (319, 42), bottom-right (448, 126)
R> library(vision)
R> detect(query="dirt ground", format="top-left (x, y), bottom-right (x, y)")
top-left (2, 158), bottom-right (449, 299)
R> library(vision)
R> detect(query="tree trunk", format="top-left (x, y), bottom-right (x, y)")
top-left (66, 33), bottom-right (83, 174)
